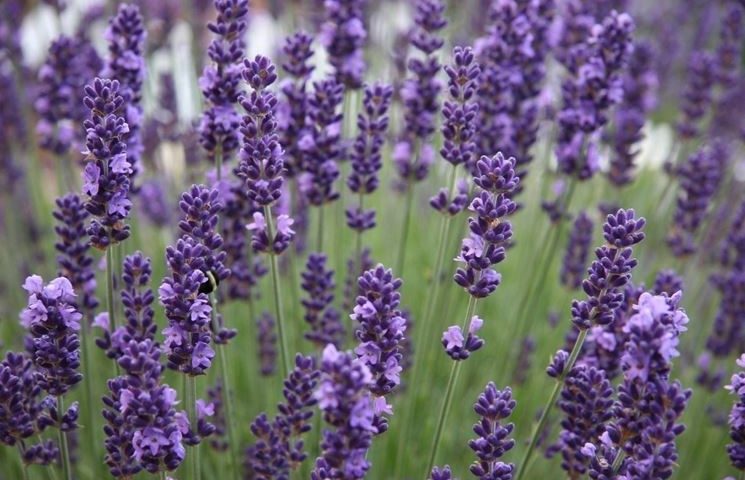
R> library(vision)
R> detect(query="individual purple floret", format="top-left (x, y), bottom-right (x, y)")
top-left (301, 253), bottom-right (344, 348)
top-left (320, 0), bottom-right (367, 89)
top-left (159, 238), bottom-right (214, 376)
top-left (280, 31), bottom-right (314, 178)
top-left (453, 153), bottom-right (519, 299)
top-left (549, 365), bottom-right (614, 477)
top-left (246, 354), bottom-right (319, 478)
top-left (81, 77), bottom-right (133, 250)
top-left (393, 0), bottom-right (446, 185)
top-left (560, 211), bottom-right (594, 290)
top-left (474, 0), bottom-right (554, 188)
top-left (608, 41), bottom-right (657, 186)
top-left (676, 51), bottom-right (716, 140)
top-left (442, 316), bottom-right (484, 361)
top-left (0, 351), bottom-right (58, 466)
top-left (257, 311), bottom-right (277, 376)
top-left (726, 354), bottom-right (745, 471)
top-left (21, 275), bottom-right (82, 397)
top-left (35, 35), bottom-right (102, 155)
top-left (667, 141), bottom-right (728, 257)
top-left (104, 3), bottom-right (146, 188)
top-left (347, 83), bottom-right (393, 232)
top-left (570, 208), bottom-right (645, 330)
top-left (199, 0), bottom-right (249, 163)
top-left (299, 78), bottom-right (344, 207)
top-left (430, 465), bottom-right (454, 480)
top-left (311, 344), bottom-right (377, 479)
top-left (352, 265), bottom-right (406, 416)
top-left (653, 269), bottom-right (684, 296)
top-left (53, 194), bottom-right (98, 321)
top-left (95, 252), bottom-right (157, 358)
top-left (430, 46), bottom-right (480, 215)
top-left (556, 10), bottom-right (634, 180)
top-left (602, 292), bottom-right (691, 478)
top-left (468, 382), bottom-right (516, 480)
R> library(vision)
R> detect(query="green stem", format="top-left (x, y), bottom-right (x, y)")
top-left (159, 470), bottom-right (168, 480)
top-left (57, 397), bottom-right (72, 480)
top-left (215, 144), bottom-right (223, 181)
top-left (17, 444), bottom-right (29, 480)
top-left (80, 324), bottom-right (98, 469)
top-left (396, 182), bottom-right (415, 277)
top-left (611, 449), bottom-right (625, 473)
top-left (317, 205), bottom-right (325, 253)
top-left (265, 205), bottom-right (292, 378)
top-left (514, 328), bottom-right (588, 480)
top-left (106, 248), bottom-right (116, 329)
top-left (210, 294), bottom-right (238, 480)
top-left (424, 295), bottom-right (478, 478)
top-left (186, 375), bottom-right (201, 480)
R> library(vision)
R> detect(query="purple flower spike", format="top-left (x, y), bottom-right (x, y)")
top-left (299, 78), bottom-right (344, 206)
top-left (474, 0), bottom-right (554, 190)
top-left (726, 354), bottom-right (745, 470)
top-left (667, 141), bottom-right (728, 257)
top-left (178, 184), bottom-right (230, 291)
top-left (716, 3), bottom-right (745, 88)
top-left (608, 42), bottom-right (657, 186)
top-left (560, 211), bottom-right (594, 290)
top-left (311, 345), bottom-right (377, 479)
top-left (35, 35), bottom-right (102, 155)
top-left (676, 51), bottom-right (716, 140)
top-left (104, 3), bottom-right (146, 188)
top-left (302, 253), bottom-right (344, 348)
top-left (440, 46), bottom-right (480, 168)
top-left (468, 382), bottom-right (516, 480)
top-left (393, 0), bottom-right (447, 185)
top-left (159, 238), bottom-right (214, 376)
top-left (653, 269), bottom-right (683, 296)
top-left (347, 83), bottom-right (393, 232)
top-left (256, 311), bottom-right (277, 376)
top-left (237, 55), bottom-right (285, 207)
top-left (21, 275), bottom-right (82, 397)
top-left (246, 354), bottom-right (319, 477)
top-left (454, 153), bottom-right (518, 299)
top-left (602, 292), bottom-right (691, 479)
top-left (53, 194), bottom-right (98, 321)
top-left (81, 78), bottom-right (132, 250)
top-left (556, 10), bottom-right (634, 180)
top-left (352, 265), bottom-right (406, 406)
top-left (0, 351), bottom-right (57, 464)
top-left (550, 365), bottom-right (613, 477)
top-left (571, 209), bottom-right (645, 330)
top-left (320, 0), bottom-right (367, 89)
top-left (199, 0), bottom-right (249, 164)
top-left (280, 31), bottom-right (315, 178)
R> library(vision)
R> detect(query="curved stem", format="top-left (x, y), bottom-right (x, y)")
top-left (396, 183), bottom-right (415, 277)
top-left (265, 205), bottom-right (292, 378)
top-left (186, 375), bottom-right (201, 480)
top-left (514, 328), bottom-right (588, 480)
top-left (424, 295), bottom-right (478, 478)
top-left (57, 397), bottom-right (72, 480)
top-left (211, 295), bottom-right (238, 480)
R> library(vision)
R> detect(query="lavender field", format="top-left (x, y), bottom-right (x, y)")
top-left (0, 0), bottom-right (744, 479)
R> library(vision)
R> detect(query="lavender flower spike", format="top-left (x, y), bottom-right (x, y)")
top-left (311, 345), bottom-right (377, 479)
top-left (199, 0), bottom-right (249, 164)
top-left (81, 77), bottom-right (132, 250)
top-left (301, 253), bottom-right (344, 349)
top-left (469, 383), bottom-right (516, 480)
top-left (104, 3), bottom-right (146, 189)
top-left (726, 354), bottom-right (745, 471)
top-left (560, 211), bottom-right (594, 290)
top-left (393, 0), bottom-right (447, 185)
top-left (320, 0), bottom-right (368, 89)
top-left (346, 83), bottom-right (393, 232)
